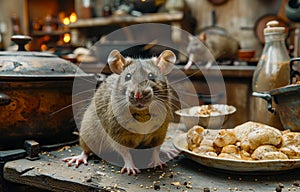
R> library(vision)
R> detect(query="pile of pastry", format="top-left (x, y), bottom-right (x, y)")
top-left (186, 121), bottom-right (300, 160)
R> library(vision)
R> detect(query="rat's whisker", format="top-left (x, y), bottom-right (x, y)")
top-left (72, 89), bottom-right (98, 97)
top-left (50, 98), bottom-right (95, 116)
top-left (74, 76), bottom-right (99, 84)
top-left (168, 72), bottom-right (200, 85)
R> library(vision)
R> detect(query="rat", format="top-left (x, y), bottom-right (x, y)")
top-left (63, 49), bottom-right (178, 175)
top-left (184, 32), bottom-right (240, 69)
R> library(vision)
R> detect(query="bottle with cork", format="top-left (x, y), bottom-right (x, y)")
top-left (252, 20), bottom-right (290, 130)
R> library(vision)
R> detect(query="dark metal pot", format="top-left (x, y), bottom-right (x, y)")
top-left (0, 35), bottom-right (96, 149)
top-left (252, 58), bottom-right (300, 131)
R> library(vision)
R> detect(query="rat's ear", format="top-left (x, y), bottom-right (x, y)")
top-left (107, 49), bottom-right (126, 74)
top-left (156, 50), bottom-right (176, 75)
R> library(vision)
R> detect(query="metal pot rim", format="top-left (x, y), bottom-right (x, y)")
top-left (269, 84), bottom-right (300, 96)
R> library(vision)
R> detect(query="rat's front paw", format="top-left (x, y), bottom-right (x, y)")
top-left (62, 152), bottom-right (88, 168)
top-left (121, 161), bottom-right (141, 175)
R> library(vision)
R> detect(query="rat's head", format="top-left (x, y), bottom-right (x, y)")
top-left (187, 33), bottom-right (206, 54)
top-left (108, 49), bottom-right (176, 111)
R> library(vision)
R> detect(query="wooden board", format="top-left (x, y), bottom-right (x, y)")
top-left (3, 123), bottom-right (300, 192)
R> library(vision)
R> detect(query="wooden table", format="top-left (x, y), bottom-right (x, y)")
top-left (3, 123), bottom-right (300, 192)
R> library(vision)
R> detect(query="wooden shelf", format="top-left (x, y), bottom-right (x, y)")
top-left (31, 30), bottom-right (70, 36)
top-left (68, 12), bottom-right (184, 28)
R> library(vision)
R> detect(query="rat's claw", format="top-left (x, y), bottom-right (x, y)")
top-left (120, 161), bottom-right (140, 175)
top-left (62, 152), bottom-right (89, 168)
top-left (148, 158), bottom-right (168, 170)
top-left (121, 166), bottom-right (141, 175)
top-left (160, 148), bottom-right (180, 160)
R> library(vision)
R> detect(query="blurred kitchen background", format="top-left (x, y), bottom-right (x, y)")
top-left (0, 0), bottom-right (293, 56)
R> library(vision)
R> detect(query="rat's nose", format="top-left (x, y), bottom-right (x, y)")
top-left (134, 91), bottom-right (143, 101)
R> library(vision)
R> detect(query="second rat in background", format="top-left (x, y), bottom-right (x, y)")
top-left (63, 49), bottom-right (178, 175)
top-left (185, 32), bottom-right (240, 69)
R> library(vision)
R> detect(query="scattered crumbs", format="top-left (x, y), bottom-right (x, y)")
top-left (171, 181), bottom-right (180, 186)
top-left (57, 146), bottom-right (70, 152)
top-left (154, 183), bottom-right (160, 191)
top-left (293, 181), bottom-right (300, 187)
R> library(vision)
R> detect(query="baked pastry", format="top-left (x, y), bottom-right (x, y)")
top-left (186, 125), bottom-right (205, 150)
top-left (233, 121), bottom-right (257, 141)
top-left (260, 152), bottom-right (288, 160)
top-left (279, 131), bottom-right (300, 159)
top-left (251, 145), bottom-right (278, 160)
top-left (218, 145), bottom-right (241, 160)
top-left (218, 153), bottom-right (240, 160)
top-left (234, 121), bottom-right (282, 152)
top-left (185, 121), bottom-right (299, 161)
top-left (214, 129), bottom-right (237, 148)
top-left (240, 150), bottom-right (252, 160)
top-left (247, 127), bottom-right (282, 150)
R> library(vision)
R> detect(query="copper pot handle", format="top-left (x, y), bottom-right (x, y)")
top-left (289, 58), bottom-right (300, 84)
top-left (0, 93), bottom-right (11, 106)
top-left (252, 92), bottom-right (275, 114)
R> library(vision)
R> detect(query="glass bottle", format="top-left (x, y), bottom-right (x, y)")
top-left (252, 20), bottom-right (290, 130)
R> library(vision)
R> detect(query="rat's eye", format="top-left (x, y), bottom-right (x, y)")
top-left (125, 73), bottom-right (131, 81)
top-left (147, 72), bottom-right (156, 80)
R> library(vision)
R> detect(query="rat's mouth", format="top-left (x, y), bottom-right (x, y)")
top-left (135, 103), bottom-right (147, 110)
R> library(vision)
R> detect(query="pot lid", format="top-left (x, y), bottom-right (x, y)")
top-left (0, 35), bottom-right (88, 78)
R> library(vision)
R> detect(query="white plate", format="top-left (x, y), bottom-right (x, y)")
top-left (173, 133), bottom-right (300, 172)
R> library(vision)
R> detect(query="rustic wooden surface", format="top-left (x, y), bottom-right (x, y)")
top-left (3, 123), bottom-right (300, 192)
